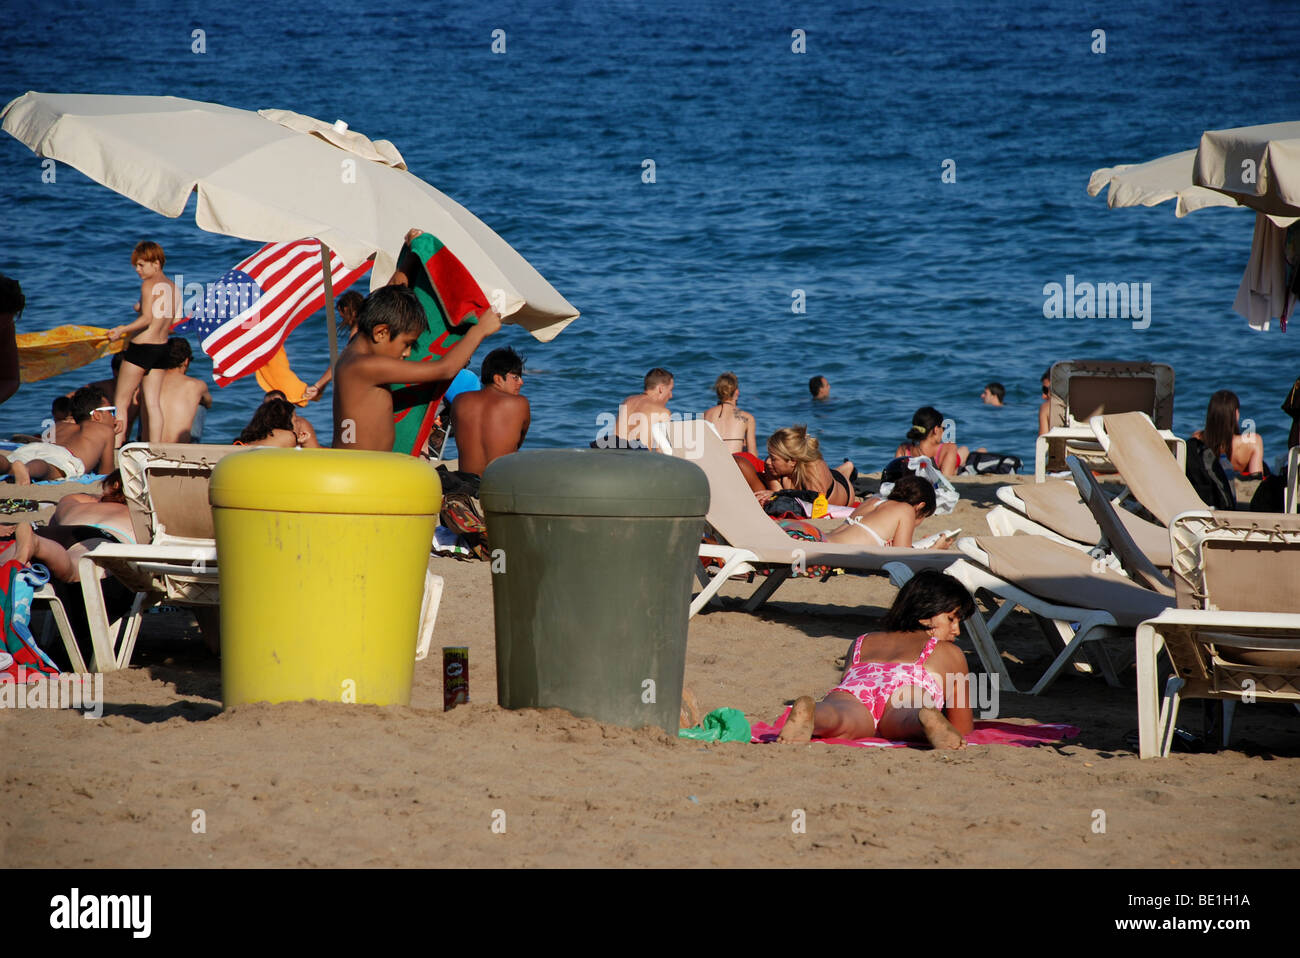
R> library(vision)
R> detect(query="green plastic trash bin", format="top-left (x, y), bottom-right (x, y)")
top-left (480, 449), bottom-right (708, 734)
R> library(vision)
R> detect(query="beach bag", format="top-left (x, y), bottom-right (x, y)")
top-left (0, 558), bottom-right (59, 681)
top-left (1250, 474), bottom-right (1286, 512)
top-left (762, 492), bottom-right (812, 518)
top-left (1186, 437), bottom-right (1236, 510)
top-left (961, 451), bottom-right (1022, 475)
top-left (879, 456), bottom-right (958, 516)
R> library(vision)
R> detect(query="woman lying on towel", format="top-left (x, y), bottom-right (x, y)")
top-left (777, 569), bottom-right (976, 749)
top-left (822, 474), bottom-right (954, 549)
top-left (759, 425), bottom-right (856, 507)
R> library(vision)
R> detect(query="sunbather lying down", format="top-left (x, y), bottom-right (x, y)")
top-left (822, 475), bottom-right (954, 549)
top-left (776, 570), bottom-right (977, 749)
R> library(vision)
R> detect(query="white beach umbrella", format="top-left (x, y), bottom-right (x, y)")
top-left (1194, 121), bottom-right (1300, 221)
top-left (1087, 149), bottom-right (1243, 217)
top-left (0, 91), bottom-right (580, 354)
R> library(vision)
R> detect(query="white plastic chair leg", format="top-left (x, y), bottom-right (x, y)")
top-left (1135, 622), bottom-right (1163, 758)
top-left (1158, 675), bottom-right (1186, 758)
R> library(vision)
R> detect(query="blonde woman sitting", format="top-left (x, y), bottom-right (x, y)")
top-left (760, 425), bottom-right (855, 507)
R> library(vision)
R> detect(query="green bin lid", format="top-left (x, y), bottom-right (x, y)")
top-left (209, 448), bottom-right (442, 515)
top-left (480, 450), bottom-right (709, 518)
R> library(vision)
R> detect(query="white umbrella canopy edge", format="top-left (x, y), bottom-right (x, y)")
top-left (1, 91), bottom-right (580, 342)
top-left (1194, 120), bottom-right (1300, 223)
top-left (1087, 148), bottom-right (1244, 217)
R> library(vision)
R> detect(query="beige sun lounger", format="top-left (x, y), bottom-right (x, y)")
top-left (1036, 360), bottom-right (1181, 481)
top-left (1090, 412), bottom-right (1205, 526)
top-left (1066, 457), bottom-right (1175, 596)
top-left (990, 480), bottom-right (1172, 568)
top-left (653, 419), bottom-right (954, 615)
top-left (1286, 446), bottom-right (1299, 514)
top-left (1136, 510), bottom-right (1300, 757)
top-left (941, 533), bottom-right (1173, 694)
top-left (78, 443), bottom-right (445, 671)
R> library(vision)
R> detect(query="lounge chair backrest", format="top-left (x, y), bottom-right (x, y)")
top-left (1048, 361), bottom-right (1174, 431)
top-left (1095, 412), bottom-right (1204, 526)
top-left (118, 443), bottom-right (245, 545)
top-left (1169, 510), bottom-right (1300, 613)
top-left (1067, 456), bottom-right (1174, 596)
top-left (656, 419), bottom-right (795, 552)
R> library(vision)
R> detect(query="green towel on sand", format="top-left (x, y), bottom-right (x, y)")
top-left (678, 707), bottom-right (751, 743)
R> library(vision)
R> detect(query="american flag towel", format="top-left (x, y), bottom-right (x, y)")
top-left (182, 239), bottom-right (372, 386)
top-left (390, 232), bottom-right (491, 456)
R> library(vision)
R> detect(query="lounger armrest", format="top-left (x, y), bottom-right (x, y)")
top-left (1139, 608), bottom-right (1300, 634)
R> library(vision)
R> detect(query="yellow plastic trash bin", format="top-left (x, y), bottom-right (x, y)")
top-left (210, 448), bottom-right (442, 708)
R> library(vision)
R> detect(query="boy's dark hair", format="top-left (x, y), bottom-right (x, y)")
top-left (808, 375), bottom-right (826, 397)
top-left (0, 274), bottom-right (24, 315)
top-left (356, 286), bottom-right (428, 340)
top-left (167, 337), bottom-right (192, 369)
top-left (481, 347), bottom-right (524, 386)
top-left (337, 290), bottom-right (365, 313)
top-left (986, 382), bottom-right (1005, 402)
top-left (644, 367), bottom-right (673, 390)
top-left (70, 385), bottom-right (108, 423)
top-left (880, 569), bottom-right (976, 632)
top-left (237, 398), bottom-right (296, 443)
top-left (52, 395), bottom-right (71, 420)
top-left (905, 406), bottom-right (944, 443)
top-left (886, 473), bottom-right (937, 518)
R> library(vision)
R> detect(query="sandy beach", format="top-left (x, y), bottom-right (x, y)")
top-left (3, 471), bottom-right (1297, 870)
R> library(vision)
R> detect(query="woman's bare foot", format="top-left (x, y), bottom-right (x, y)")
top-left (918, 707), bottom-right (966, 750)
top-left (679, 687), bottom-right (703, 729)
top-left (777, 696), bottom-right (816, 744)
top-left (10, 461), bottom-right (30, 485)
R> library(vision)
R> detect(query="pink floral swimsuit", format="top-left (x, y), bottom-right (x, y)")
top-left (828, 633), bottom-right (945, 722)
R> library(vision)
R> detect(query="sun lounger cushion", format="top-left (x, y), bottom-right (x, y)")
top-left (976, 535), bottom-right (1172, 627)
top-left (1014, 481), bottom-right (1171, 566)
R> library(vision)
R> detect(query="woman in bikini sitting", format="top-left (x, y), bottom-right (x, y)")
top-left (895, 406), bottom-right (969, 477)
top-left (759, 425), bottom-right (855, 507)
top-left (777, 569), bottom-right (976, 749)
top-left (703, 372), bottom-right (758, 455)
top-left (1193, 389), bottom-right (1265, 478)
top-left (823, 474), bottom-right (954, 549)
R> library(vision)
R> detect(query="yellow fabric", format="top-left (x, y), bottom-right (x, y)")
top-left (254, 346), bottom-right (311, 406)
top-left (16, 325), bottom-right (125, 383)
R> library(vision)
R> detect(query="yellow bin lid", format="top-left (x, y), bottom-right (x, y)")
top-left (209, 448), bottom-right (442, 515)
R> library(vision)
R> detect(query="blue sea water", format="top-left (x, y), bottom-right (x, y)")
top-left (2, 0), bottom-right (1298, 471)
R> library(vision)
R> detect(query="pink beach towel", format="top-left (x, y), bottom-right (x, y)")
top-left (751, 706), bottom-right (1079, 748)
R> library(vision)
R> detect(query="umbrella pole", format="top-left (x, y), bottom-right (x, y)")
top-left (320, 242), bottom-right (339, 371)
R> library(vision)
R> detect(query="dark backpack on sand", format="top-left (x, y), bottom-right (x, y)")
top-left (1185, 437), bottom-right (1236, 510)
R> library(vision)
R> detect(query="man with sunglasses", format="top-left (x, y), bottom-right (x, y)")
top-left (0, 386), bottom-right (116, 483)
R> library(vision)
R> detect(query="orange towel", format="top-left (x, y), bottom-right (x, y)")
top-left (253, 347), bottom-right (312, 406)
top-left (16, 325), bottom-right (125, 383)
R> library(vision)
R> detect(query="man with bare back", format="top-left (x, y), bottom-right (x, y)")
top-left (107, 241), bottom-right (183, 445)
top-left (612, 368), bottom-right (673, 450)
top-left (450, 347), bottom-right (530, 478)
top-left (158, 338), bottom-right (212, 442)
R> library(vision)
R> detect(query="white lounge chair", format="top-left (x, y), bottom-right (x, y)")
top-left (1136, 510), bottom-right (1300, 758)
top-left (1036, 360), bottom-right (1181, 482)
top-left (1089, 412), bottom-right (1205, 526)
top-left (938, 532), bottom-right (1172, 695)
top-left (988, 480), bottom-right (1172, 569)
top-left (653, 419), bottom-right (954, 616)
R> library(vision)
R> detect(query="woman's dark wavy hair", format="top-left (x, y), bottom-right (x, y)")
top-left (236, 398), bottom-right (295, 444)
top-left (886, 473), bottom-right (937, 519)
top-left (880, 569), bottom-right (976, 632)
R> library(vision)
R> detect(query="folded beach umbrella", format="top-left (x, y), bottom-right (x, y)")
top-left (0, 91), bottom-right (580, 350)
top-left (1194, 121), bottom-right (1300, 222)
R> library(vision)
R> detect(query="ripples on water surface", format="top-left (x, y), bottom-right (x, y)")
top-left (2, 1), bottom-right (1298, 470)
